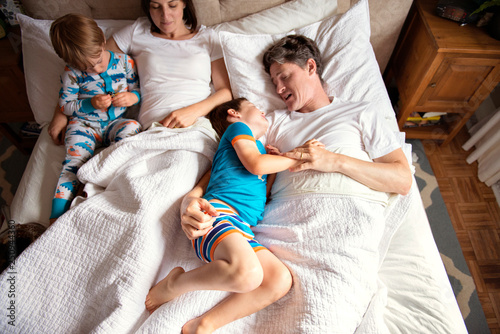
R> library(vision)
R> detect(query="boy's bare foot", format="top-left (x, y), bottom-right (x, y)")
top-left (145, 266), bottom-right (185, 314)
top-left (182, 316), bottom-right (213, 334)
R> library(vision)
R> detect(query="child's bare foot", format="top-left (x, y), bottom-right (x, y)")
top-left (145, 267), bottom-right (185, 313)
top-left (182, 316), bottom-right (214, 334)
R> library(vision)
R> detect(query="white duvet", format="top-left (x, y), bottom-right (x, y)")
top-left (0, 117), bottom-right (415, 333)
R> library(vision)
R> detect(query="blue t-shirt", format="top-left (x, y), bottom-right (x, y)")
top-left (203, 122), bottom-right (268, 227)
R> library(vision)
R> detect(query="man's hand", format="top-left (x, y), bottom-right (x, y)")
top-left (282, 139), bottom-right (328, 172)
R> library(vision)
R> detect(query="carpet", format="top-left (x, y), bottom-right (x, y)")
top-left (0, 136), bottom-right (491, 332)
top-left (409, 139), bottom-right (490, 334)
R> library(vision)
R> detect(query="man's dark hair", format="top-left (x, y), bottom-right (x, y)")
top-left (263, 35), bottom-right (324, 83)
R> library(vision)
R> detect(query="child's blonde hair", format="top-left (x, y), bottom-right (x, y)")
top-left (50, 13), bottom-right (105, 71)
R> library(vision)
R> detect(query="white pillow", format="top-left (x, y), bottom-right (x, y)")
top-left (219, 0), bottom-right (398, 130)
top-left (17, 14), bottom-right (133, 126)
top-left (213, 0), bottom-right (338, 35)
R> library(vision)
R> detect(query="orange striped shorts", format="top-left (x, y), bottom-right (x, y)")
top-left (192, 202), bottom-right (266, 263)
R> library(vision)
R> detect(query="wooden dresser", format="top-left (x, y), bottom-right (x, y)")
top-left (384, 0), bottom-right (500, 145)
top-left (0, 26), bottom-right (36, 154)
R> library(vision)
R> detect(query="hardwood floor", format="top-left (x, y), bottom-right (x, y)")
top-left (421, 127), bottom-right (500, 334)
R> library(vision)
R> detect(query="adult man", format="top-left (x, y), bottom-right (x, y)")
top-left (181, 34), bottom-right (411, 239)
top-left (178, 34), bottom-right (413, 333)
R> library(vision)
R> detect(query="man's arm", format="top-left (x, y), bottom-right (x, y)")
top-left (283, 143), bottom-right (412, 195)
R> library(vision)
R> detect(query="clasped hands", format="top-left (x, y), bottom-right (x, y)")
top-left (91, 92), bottom-right (138, 109)
top-left (267, 138), bottom-right (331, 172)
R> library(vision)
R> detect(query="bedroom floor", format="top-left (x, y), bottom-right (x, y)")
top-left (421, 127), bottom-right (500, 334)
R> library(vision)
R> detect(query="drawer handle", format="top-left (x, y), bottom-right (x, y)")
top-left (430, 83), bottom-right (437, 88)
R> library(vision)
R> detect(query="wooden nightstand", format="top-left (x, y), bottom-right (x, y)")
top-left (0, 26), bottom-right (36, 154)
top-left (384, 0), bottom-right (500, 146)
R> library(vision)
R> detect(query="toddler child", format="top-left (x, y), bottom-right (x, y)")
top-left (49, 13), bottom-right (142, 220)
top-left (145, 97), bottom-right (323, 333)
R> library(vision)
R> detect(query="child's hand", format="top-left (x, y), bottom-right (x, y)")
top-left (304, 139), bottom-right (325, 148)
top-left (111, 92), bottom-right (139, 108)
top-left (91, 94), bottom-right (112, 110)
top-left (266, 144), bottom-right (281, 155)
top-left (180, 197), bottom-right (218, 240)
top-left (48, 107), bottom-right (68, 145)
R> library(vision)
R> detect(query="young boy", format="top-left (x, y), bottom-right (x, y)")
top-left (49, 13), bottom-right (142, 220)
top-left (145, 98), bottom-right (323, 333)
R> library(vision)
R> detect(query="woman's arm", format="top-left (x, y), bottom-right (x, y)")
top-left (283, 142), bottom-right (412, 195)
top-left (161, 58), bottom-right (232, 128)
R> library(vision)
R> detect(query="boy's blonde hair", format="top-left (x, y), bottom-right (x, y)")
top-left (50, 13), bottom-right (105, 71)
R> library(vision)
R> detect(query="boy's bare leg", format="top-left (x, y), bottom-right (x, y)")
top-left (146, 233), bottom-right (263, 313)
top-left (182, 249), bottom-right (292, 334)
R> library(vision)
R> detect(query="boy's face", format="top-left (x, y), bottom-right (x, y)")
top-left (83, 48), bottom-right (108, 74)
top-left (236, 100), bottom-right (269, 137)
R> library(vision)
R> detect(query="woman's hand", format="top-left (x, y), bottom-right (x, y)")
top-left (91, 94), bottom-right (112, 110)
top-left (111, 92), bottom-right (139, 108)
top-left (161, 105), bottom-right (200, 129)
top-left (48, 106), bottom-right (68, 145)
top-left (180, 196), bottom-right (218, 240)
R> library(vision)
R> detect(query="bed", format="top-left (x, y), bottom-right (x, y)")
top-left (1, 0), bottom-right (468, 333)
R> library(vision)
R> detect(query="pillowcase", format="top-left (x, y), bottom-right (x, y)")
top-left (17, 14), bottom-right (133, 125)
top-left (219, 0), bottom-right (398, 130)
top-left (213, 0), bottom-right (338, 35)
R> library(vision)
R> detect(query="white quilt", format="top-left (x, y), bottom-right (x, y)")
top-left (0, 118), bottom-right (414, 333)
top-left (0, 123), bottom-right (217, 333)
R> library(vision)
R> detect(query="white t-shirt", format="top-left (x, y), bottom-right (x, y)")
top-left (113, 17), bottom-right (223, 128)
top-left (263, 98), bottom-right (401, 203)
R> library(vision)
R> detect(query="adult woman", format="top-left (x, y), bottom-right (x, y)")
top-left (48, 0), bottom-right (232, 142)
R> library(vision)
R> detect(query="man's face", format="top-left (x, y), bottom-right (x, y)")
top-left (269, 61), bottom-right (317, 113)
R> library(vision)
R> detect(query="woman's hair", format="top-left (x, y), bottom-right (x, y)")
top-left (208, 97), bottom-right (248, 138)
top-left (141, 0), bottom-right (198, 34)
top-left (263, 35), bottom-right (324, 83)
top-left (50, 13), bottom-right (105, 71)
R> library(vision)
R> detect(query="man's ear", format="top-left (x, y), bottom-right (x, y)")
top-left (307, 58), bottom-right (317, 75)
